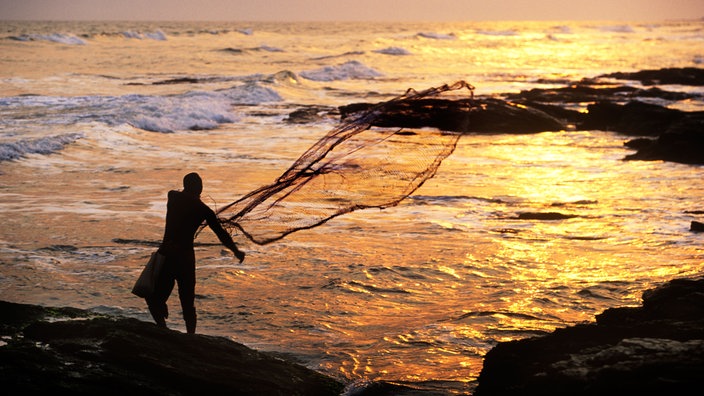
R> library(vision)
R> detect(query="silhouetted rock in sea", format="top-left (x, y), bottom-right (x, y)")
top-left (0, 301), bottom-right (343, 396)
top-left (506, 68), bottom-right (704, 164)
top-left (515, 212), bottom-right (579, 220)
top-left (333, 67), bottom-right (704, 165)
top-left (691, 221), bottom-right (704, 232)
top-left (600, 67), bottom-right (704, 86)
top-left (339, 98), bottom-right (565, 134)
top-left (581, 101), bottom-right (697, 136)
top-left (474, 276), bottom-right (704, 396)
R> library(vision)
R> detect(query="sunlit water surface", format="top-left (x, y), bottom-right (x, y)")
top-left (1, 20), bottom-right (703, 394)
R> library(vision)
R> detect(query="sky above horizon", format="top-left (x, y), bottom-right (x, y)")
top-left (1, 0), bottom-right (703, 22)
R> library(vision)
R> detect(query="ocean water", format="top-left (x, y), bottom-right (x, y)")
top-left (1, 20), bottom-right (703, 394)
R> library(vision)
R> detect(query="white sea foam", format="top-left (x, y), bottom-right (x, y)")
top-left (121, 30), bottom-right (167, 40)
top-left (0, 83), bottom-right (282, 134)
top-left (218, 83), bottom-right (283, 105)
top-left (476, 29), bottom-right (518, 36)
top-left (417, 32), bottom-right (456, 40)
top-left (599, 25), bottom-right (635, 33)
top-left (258, 45), bottom-right (284, 52)
top-left (124, 91), bottom-right (239, 132)
top-left (144, 30), bottom-right (167, 40)
top-left (549, 25), bottom-right (573, 34)
top-left (373, 47), bottom-right (411, 56)
top-left (0, 133), bottom-right (84, 162)
top-left (299, 60), bottom-right (383, 82)
top-left (10, 33), bottom-right (87, 45)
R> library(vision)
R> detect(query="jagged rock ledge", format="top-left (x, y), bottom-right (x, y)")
top-left (0, 301), bottom-right (344, 395)
top-left (474, 276), bottom-right (704, 395)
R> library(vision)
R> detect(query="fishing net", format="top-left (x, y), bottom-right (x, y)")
top-left (217, 81), bottom-right (475, 245)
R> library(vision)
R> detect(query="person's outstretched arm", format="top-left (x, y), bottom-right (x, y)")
top-left (204, 209), bottom-right (245, 263)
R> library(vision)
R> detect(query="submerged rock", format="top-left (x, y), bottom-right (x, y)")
top-left (515, 212), bottom-right (579, 221)
top-left (0, 301), bottom-right (343, 396)
top-left (475, 276), bottom-right (704, 395)
top-left (285, 106), bottom-right (337, 124)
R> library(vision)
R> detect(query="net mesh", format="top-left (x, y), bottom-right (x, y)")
top-left (217, 81), bottom-right (475, 245)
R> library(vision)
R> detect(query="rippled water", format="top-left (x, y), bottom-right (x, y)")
top-left (1, 20), bottom-right (703, 394)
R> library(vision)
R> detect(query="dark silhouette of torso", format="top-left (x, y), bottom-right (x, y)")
top-left (162, 190), bottom-right (230, 251)
top-left (145, 177), bottom-right (242, 334)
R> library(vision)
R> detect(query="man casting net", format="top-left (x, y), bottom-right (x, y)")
top-left (216, 81), bottom-right (475, 245)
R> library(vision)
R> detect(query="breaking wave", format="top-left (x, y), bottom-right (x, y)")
top-left (0, 133), bottom-right (84, 162)
top-left (417, 32), bottom-right (456, 40)
top-left (9, 33), bottom-right (87, 45)
top-left (0, 83), bottom-right (283, 133)
top-left (299, 60), bottom-right (383, 82)
top-left (121, 30), bottom-right (167, 40)
top-left (373, 47), bottom-right (411, 56)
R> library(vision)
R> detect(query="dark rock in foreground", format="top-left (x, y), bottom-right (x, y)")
top-left (0, 301), bottom-right (343, 396)
top-left (475, 276), bottom-right (704, 395)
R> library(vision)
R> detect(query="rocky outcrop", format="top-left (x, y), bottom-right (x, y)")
top-left (623, 127), bottom-right (704, 164)
top-left (0, 301), bottom-right (344, 396)
top-left (580, 101), bottom-right (698, 136)
top-left (600, 67), bottom-right (704, 86)
top-left (475, 277), bottom-right (704, 396)
top-left (691, 221), bottom-right (704, 232)
top-left (330, 67), bottom-right (704, 164)
top-left (502, 69), bottom-right (704, 164)
top-left (339, 98), bottom-right (565, 134)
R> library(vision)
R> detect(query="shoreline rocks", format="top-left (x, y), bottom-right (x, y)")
top-left (0, 301), bottom-right (344, 396)
top-left (474, 276), bottom-right (704, 395)
top-left (339, 98), bottom-right (565, 134)
top-left (332, 67), bottom-right (704, 165)
top-left (4, 273), bottom-right (704, 396)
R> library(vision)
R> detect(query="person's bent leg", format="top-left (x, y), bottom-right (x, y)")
top-left (146, 299), bottom-right (168, 328)
top-left (146, 261), bottom-right (175, 328)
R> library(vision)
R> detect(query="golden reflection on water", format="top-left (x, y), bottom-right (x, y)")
top-left (1, 21), bottom-right (703, 393)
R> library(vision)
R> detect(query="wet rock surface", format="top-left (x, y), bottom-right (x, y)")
top-left (0, 301), bottom-right (344, 396)
top-left (474, 276), bottom-right (704, 396)
top-left (330, 67), bottom-right (704, 164)
top-left (339, 98), bottom-right (565, 134)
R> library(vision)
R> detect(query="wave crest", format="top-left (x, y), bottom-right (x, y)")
top-left (9, 33), bottom-right (86, 45)
top-left (373, 47), bottom-right (411, 56)
top-left (299, 60), bottom-right (383, 82)
top-left (0, 133), bottom-right (83, 162)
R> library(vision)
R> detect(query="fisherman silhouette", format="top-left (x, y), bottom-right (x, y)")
top-left (146, 172), bottom-right (245, 334)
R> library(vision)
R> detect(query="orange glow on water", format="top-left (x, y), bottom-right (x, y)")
top-left (1, 20), bottom-right (703, 394)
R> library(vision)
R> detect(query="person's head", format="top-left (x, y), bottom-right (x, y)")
top-left (183, 172), bottom-right (203, 196)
